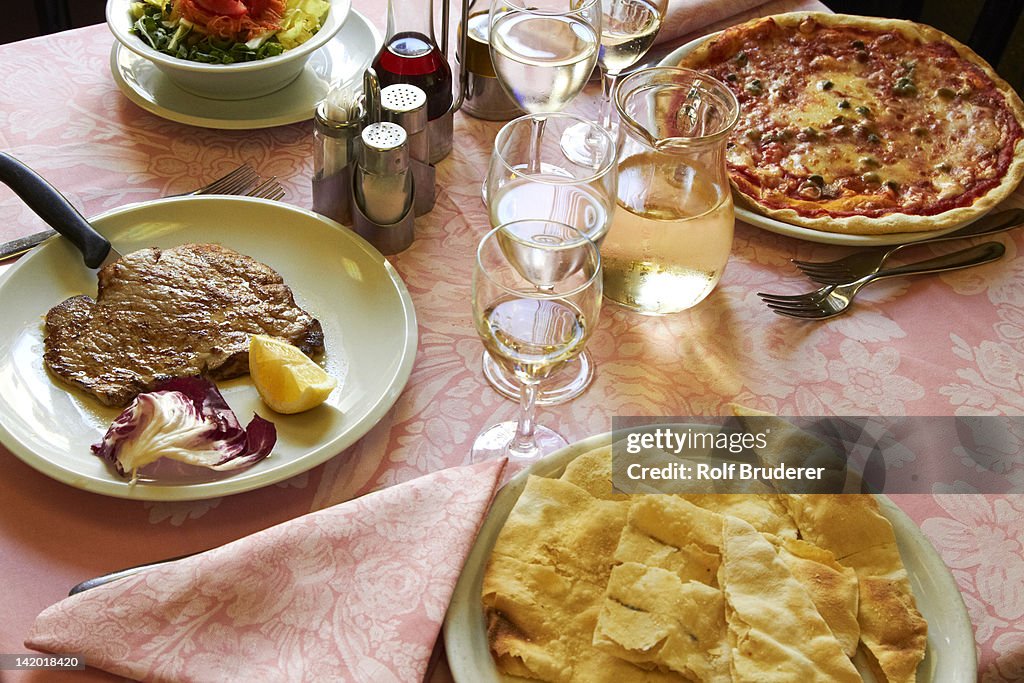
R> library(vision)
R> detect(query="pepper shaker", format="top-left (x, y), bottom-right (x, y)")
top-left (381, 84), bottom-right (429, 164)
top-left (381, 83), bottom-right (436, 215)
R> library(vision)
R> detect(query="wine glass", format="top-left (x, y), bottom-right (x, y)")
top-left (484, 112), bottom-right (616, 405)
top-left (561, 0), bottom-right (668, 159)
top-left (471, 220), bottom-right (602, 465)
top-left (488, 0), bottom-right (601, 176)
top-left (489, 0), bottom-right (602, 115)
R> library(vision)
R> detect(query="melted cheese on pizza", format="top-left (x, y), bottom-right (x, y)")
top-left (687, 16), bottom-right (1023, 218)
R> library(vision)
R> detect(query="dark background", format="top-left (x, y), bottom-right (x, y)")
top-left (3, 1), bottom-right (1023, 93)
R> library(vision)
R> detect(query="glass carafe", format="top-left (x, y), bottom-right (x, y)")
top-left (371, 0), bottom-right (454, 163)
top-left (601, 67), bottom-right (739, 315)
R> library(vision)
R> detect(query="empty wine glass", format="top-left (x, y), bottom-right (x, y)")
top-left (561, 0), bottom-right (668, 161)
top-left (471, 220), bottom-right (602, 465)
top-left (484, 112), bottom-right (616, 405)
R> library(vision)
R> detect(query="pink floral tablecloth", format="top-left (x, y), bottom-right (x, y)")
top-left (0, 0), bottom-right (1022, 680)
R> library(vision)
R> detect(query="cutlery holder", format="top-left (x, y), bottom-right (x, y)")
top-left (313, 79), bottom-right (436, 252)
top-left (410, 158), bottom-right (436, 217)
top-left (316, 151), bottom-right (423, 252)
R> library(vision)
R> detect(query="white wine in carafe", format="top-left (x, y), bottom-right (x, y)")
top-left (601, 153), bottom-right (734, 314)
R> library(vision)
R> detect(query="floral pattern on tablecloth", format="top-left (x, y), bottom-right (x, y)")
top-left (917, 496), bottom-right (1024, 682)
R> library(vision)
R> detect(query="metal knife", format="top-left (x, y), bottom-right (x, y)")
top-left (0, 228), bottom-right (60, 261)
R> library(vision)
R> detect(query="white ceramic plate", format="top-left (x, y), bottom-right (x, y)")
top-left (0, 196), bottom-right (417, 501)
top-left (110, 10), bottom-right (380, 129)
top-left (444, 429), bottom-right (976, 682)
top-left (658, 34), bottom-right (977, 246)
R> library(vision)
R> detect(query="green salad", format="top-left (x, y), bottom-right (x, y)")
top-left (129, 0), bottom-right (330, 65)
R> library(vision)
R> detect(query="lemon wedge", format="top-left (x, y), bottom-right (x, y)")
top-left (249, 335), bottom-right (336, 414)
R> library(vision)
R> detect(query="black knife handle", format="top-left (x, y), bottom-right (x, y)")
top-left (0, 152), bottom-right (112, 268)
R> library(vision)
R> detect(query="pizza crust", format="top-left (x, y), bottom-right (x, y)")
top-left (678, 12), bottom-right (1024, 236)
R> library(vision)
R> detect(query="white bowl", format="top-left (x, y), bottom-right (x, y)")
top-left (107, 0), bottom-right (351, 100)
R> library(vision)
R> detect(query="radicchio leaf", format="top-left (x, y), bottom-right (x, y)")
top-left (92, 377), bottom-right (276, 478)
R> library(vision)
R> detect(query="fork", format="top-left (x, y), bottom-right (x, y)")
top-left (792, 208), bottom-right (1024, 285)
top-left (173, 163), bottom-right (260, 197)
top-left (759, 241), bottom-right (1006, 319)
top-left (246, 176), bottom-right (286, 201)
top-left (0, 163), bottom-right (262, 262)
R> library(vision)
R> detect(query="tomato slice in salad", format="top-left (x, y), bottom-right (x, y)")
top-left (193, 0), bottom-right (249, 16)
top-left (243, 0), bottom-right (276, 17)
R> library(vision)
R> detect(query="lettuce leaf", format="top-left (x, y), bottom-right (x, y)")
top-left (276, 0), bottom-right (330, 49)
top-left (92, 377), bottom-right (276, 479)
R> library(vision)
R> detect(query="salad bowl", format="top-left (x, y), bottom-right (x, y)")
top-left (107, 0), bottom-right (351, 100)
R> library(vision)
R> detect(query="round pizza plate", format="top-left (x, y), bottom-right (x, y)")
top-left (658, 32), bottom-right (979, 247)
top-left (443, 427), bottom-right (976, 683)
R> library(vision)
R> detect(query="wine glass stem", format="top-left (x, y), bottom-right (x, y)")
top-left (508, 380), bottom-right (540, 458)
top-left (599, 69), bottom-right (619, 130)
top-left (527, 116), bottom-right (548, 174)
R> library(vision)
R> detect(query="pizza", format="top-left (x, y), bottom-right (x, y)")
top-left (676, 12), bottom-right (1024, 235)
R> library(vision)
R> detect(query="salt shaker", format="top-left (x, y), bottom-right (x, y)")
top-left (352, 121), bottom-right (415, 253)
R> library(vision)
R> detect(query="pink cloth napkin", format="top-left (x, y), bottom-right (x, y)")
top-left (26, 459), bottom-right (506, 682)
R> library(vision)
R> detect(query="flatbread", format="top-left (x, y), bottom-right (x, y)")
top-left (483, 439), bottom-right (927, 682)
top-left (561, 443), bottom-right (631, 501)
top-left (680, 494), bottom-right (798, 539)
top-left (719, 516), bottom-right (862, 682)
top-left (483, 476), bottom-right (689, 682)
top-left (595, 562), bottom-right (732, 682)
top-left (615, 495), bottom-right (725, 587)
top-left (561, 439), bottom-right (799, 537)
top-left (775, 537), bottom-right (860, 657)
top-left (484, 555), bottom-right (689, 683)
top-left (782, 495), bottom-right (928, 683)
top-left (488, 475), bottom-right (628, 586)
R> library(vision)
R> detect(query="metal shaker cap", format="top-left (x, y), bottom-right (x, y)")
top-left (360, 122), bottom-right (409, 175)
top-left (381, 84), bottom-right (428, 135)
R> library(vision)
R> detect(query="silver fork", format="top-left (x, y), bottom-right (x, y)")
top-left (246, 176), bottom-right (286, 201)
top-left (792, 208), bottom-right (1024, 285)
top-left (759, 241), bottom-right (1006, 319)
top-left (0, 163), bottom-right (262, 262)
top-left (176, 163), bottom-right (260, 197)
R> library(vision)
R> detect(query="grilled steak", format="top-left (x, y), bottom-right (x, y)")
top-left (44, 243), bottom-right (325, 407)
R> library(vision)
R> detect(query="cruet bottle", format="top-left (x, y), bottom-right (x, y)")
top-left (371, 0), bottom-right (454, 163)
